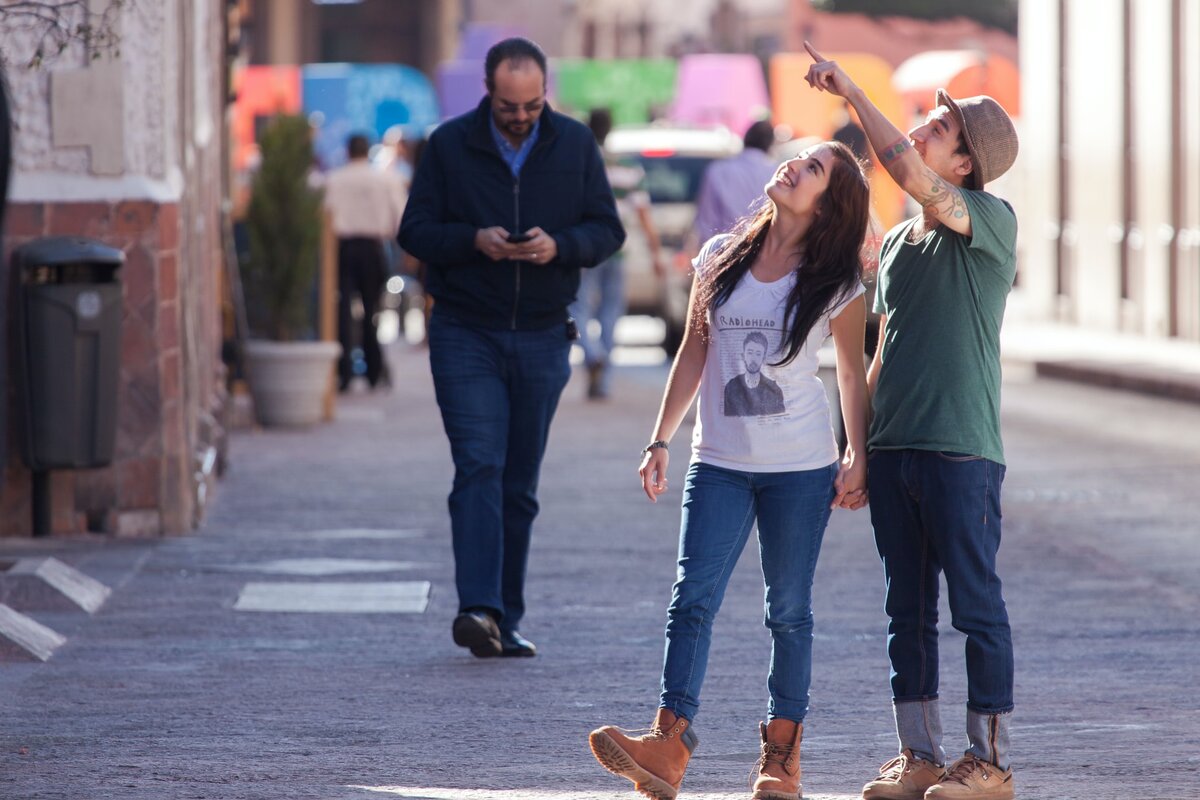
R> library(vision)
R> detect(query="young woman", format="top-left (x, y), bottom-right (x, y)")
top-left (589, 140), bottom-right (872, 800)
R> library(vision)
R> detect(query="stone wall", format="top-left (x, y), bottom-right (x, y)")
top-left (1, 0), bottom-right (228, 536)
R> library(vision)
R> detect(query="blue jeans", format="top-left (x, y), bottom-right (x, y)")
top-left (569, 255), bottom-right (624, 376)
top-left (427, 311), bottom-right (571, 633)
top-left (867, 449), bottom-right (1014, 714)
top-left (660, 461), bottom-right (837, 724)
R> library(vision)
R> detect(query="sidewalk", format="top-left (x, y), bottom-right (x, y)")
top-left (1001, 300), bottom-right (1200, 402)
top-left (0, 340), bottom-right (1196, 799)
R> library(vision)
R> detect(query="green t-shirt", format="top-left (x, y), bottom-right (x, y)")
top-left (869, 190), bottom-right (1017, 464)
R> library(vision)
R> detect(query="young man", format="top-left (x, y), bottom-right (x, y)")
top-left (398, 37), bottom-right (623, 659)
top-left (805, 43), bottom-right (1019, 800)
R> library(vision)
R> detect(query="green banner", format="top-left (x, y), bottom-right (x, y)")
top-left (554, 59), bottom-right (677, 125)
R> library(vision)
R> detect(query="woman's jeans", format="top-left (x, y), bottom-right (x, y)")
top-left (428, 311), bottom-right (571, 634)
top-left (659, 461), bottom-right (837, 724)
top-left (867, 449), bottom-right (1014, 715)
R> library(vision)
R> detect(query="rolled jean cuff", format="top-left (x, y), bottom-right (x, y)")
top-left (659, 701), bottom-right (696, 724)
top-left (966, 709), bottom-right (1012, 770)
top-left (966, 702), bottom-right (1015, 715)
top-left (894, 697), bottom-right (945, 766)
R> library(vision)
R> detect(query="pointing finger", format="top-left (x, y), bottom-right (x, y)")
top-left (804, 40), bottom-right (827, 63)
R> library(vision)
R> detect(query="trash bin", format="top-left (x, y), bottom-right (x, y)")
top-left (12, 236), bottom-right (124, 471)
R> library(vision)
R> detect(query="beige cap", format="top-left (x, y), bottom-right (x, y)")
top-left (935, 89), bottom-right (1018, 190)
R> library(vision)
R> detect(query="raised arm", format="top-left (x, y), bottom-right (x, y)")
top-left (803, 42), bottom-right (972, 237)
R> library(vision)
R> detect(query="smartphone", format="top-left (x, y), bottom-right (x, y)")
top-left (507, 232), bottom-right (533, 243)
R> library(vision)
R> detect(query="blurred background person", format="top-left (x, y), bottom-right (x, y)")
top-left (324, 132), bottom-right (407, 391)
top-left (691, 119), bottom-right (778, 246)
top-left (570, 107), bottom-right (665, 400)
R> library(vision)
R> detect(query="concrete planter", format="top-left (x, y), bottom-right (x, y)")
top-left (244, 340), bottom-right (341, 427)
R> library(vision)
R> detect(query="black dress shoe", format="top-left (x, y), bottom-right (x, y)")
top-left (499, 630), bottom-right (537, 658)
top-left (452, 611), bottom-right (502, 658)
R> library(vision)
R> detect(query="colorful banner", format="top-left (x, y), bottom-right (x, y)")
top-left (554, 59), bottom-right (677, 125)
top-left (670, 54), bottom-right (771, 135)
top-left (301, 64), bottom-right (439, 170)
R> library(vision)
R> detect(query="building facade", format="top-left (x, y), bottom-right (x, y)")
top-left (1017, 0), bottom-right (1200, 341)
top-left (244, 0), bottom-right (459, 75)
top-left (1, 1), bottom-right (229, 536)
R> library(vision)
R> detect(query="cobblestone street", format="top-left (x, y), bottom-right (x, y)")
top-left (0, 342), bottom-right (1197, 799)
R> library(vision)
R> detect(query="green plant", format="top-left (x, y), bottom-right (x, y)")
top-left (243, 114), bottom-right (322, 341)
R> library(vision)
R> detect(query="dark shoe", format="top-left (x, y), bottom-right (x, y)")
top-left (451, 611), bottom-right (501, 658)
top-left (586, 360), bottom-right (608, 400)
top-left (499, 630), bottom-right (537, 657)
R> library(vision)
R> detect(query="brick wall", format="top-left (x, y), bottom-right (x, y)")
top-left (2, 198), bottom-right (225, 536)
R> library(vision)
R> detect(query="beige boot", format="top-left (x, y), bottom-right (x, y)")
top-left (589, 708), bottom-right (697, 800)
top-left (861, 749), bottom-right (946, 800)
top-left (924, 754), bottom-right (1014, 800)
top-left (751, 719), bottom-right (803, 799)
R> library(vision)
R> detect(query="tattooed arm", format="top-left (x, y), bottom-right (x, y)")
top-left (804, 42), bottom-right (973, 237)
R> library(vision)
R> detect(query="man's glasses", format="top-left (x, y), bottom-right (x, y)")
top-left (494, 98), bottom-right (545, 116)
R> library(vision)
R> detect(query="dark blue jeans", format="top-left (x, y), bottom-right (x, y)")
top-left (428, 311), bottom-right (571, 634)
top-left (660, 461), bottom-right (837, 724)
top-left (867, 449), bottom-right (1014, 714)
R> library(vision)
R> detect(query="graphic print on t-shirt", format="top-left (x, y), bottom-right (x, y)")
top-left (718, 317), bottom-right (787, 418)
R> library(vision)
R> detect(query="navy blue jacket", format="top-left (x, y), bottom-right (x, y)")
top-left (398, 98), bottom-right (625, 330)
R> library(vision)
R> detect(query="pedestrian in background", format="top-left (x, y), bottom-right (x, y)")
top-left (589, 140), bottom-right (871, 800)
top-left (691, 118), bottom-right (778, 245)
top-left (324, 133), bottom-right (407, 391)
top-left (398, 37), bottom-right (623, 659)
top-left (569, 107), bottom-right (665, 400)
top-left (806, 42), bottom-right (1020, 800)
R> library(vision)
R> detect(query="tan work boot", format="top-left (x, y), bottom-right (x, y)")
top-left (862, 749), bottom-right (946, 800)
top-left (588, 708), bottom-right (697, 800)
top-left (750, 719), bottom-right (803, 799)
top-left (924, 754), bottom-right (1014, 800)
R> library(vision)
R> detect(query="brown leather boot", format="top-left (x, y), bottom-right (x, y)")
top-left (751, 719), bottom-right (803, 799)
top-left (588, 708), bottom-right (698, 800)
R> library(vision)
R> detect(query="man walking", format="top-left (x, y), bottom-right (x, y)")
top-left (324, 133), bottom-right (407, 391)
top-left (398, 37), bottom-right (624, 659)
top-left (805, 43), bottom-right (1020, 800)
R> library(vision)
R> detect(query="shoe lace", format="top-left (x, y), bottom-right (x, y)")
top-left (759, 740), bottom-right (794, 767)
top-left (875, 754), bottom-right (910, 781)
top-left (748, 740), bottom-right (796, 787)
top-left (944, 755), bottom-right (986, 786)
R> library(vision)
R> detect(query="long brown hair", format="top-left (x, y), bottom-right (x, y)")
top-left (691, 141), bottom-right (870, 366)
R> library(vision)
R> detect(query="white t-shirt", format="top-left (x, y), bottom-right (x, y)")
top-left (691, 235), bottom-right (864, 472)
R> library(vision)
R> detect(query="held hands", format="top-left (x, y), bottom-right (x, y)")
top-left (803, 41), bottom-right (859, 100)
top-left (831, 447), bottom-right (868, 511)
top-left (639, 448), bottom-right (670, 503)
top-left (475, 226), bottom-right (559, 263)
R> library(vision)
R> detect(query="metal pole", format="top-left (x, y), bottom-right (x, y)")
top-left (32, 470), bottom-right (50, 537)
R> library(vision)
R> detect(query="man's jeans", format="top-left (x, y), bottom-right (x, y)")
top-left (569, 255), bottom-right (624, 376)
top-left (428, 311), bottom-right (571, 634)
top-left (660, 461), bottom-right (837, 724)
top-left (867, 449), bottom-right (1014, 715)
